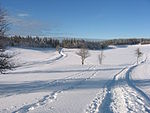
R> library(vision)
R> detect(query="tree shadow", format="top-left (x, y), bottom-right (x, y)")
top-left (0, 78), bottom-right (112, 97)
top-left (12, 47), bottom-right (56, 53)
top-left (7, 67), bottom-right (122, 75)
top-left (1, 77), bottom-right (150, 98)
top-left (133, 79), bottom-right (150, 87)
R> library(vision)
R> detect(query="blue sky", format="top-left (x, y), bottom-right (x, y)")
top-left (1, 0), bottom-right (150, 39)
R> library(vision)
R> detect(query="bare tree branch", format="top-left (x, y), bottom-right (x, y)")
top-left (0, 6), bottom-right (15, 74)
top-left (135, 48), bottom-right (142, 64)
top-left (76, 48), bottom-right (90, 65)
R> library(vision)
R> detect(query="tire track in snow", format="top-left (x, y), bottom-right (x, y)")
top-left (85, 66), bottom-right (127, 113)
top-left (124, 86), bottom-right (149, 112)
top-left (86, 57), bottom-right (150, 113)
top-left (124, 58), bottom-right (150, 112)
top-left (109, 59), bottom-right (150, 113)
top-left (110, 83), bottom-right (150, 113)
top-left (12, 65), bottom-right (98, 113)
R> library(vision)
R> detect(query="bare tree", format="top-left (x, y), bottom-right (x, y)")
top-left (56, 45), bottom-right (61, 53)
top-left (98, 45), bottom-right (105, 65)
top-left (0, 7), bottom-right (8, 38)
top-left (0, 6), bottom-right (15, 74)
top-left (135, 48), bottom-right (142, 64)
top-left (76, 48), bottom-right (90, 65)
top-left (98, 50), bottom-right (104, 64)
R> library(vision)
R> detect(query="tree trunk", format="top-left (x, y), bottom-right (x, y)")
top-left (82, 59), bottom-right (84, 65)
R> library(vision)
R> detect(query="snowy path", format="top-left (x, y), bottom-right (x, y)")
top-left (19, 48), bottom-right (67, 68)
top-left (86, 59), bottom-right (150, 113)
top-left (86, 66), bottom-right (127, 113)
top-left (12, 65), bottom-right (98, 113)
top-left (110, 65), bottom-right (150, 113)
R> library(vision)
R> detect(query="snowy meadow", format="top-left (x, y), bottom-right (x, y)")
top-left (0, 45), bottom-right (150, 113)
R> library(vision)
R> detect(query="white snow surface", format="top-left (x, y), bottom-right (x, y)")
top-left (0, 45), bottom-right (150, 113)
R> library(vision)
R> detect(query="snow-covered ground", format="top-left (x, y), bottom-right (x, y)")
top-left (0, 45), bottom-right (150, 113)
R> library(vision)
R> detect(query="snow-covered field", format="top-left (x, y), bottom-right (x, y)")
top-left (0, 45), bottom-right (150, 113)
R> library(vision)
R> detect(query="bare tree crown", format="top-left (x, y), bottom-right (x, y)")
top-left (0, 6), bottom-right (15, 74)
top-left (135, 48), bottom-right (142, 64)
top-left (135, 48), bottom-right (142, 57)
top-left (76, 48), bottom-right (90, 59)
top-left (0, 7), bottom-right (8, 37)
top-left (76, 48), bottom-right (90, 65)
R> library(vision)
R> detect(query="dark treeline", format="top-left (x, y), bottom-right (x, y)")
top-left (4, 35), bottom-right (60, 48)
top-left (61, 38), bottom-right (150, 49)
top-left (1, 36), bottom-right (150, 50)
top-left (102, 38), bottom-right (141, 45)
top-left (62, 38), bottom-right (107, 49)
top-left (140, 38), bottom-right (150, 45)
top-left (1, 36), bottom-right (107, 49)
top-left (102, 38), bottom-right (150, 45)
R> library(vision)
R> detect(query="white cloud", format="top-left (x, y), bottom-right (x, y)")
top-left (6, 16), bottom-right (48, 36)
top-left (17, 13), bottom-right (29, 17)
top-left (6, 15), bottom-right (61, 36)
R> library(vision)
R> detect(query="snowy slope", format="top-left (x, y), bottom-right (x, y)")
top-left (131, 45), bottom-right (150, 103)
top-left (0, 45), bottom-right (150, 113)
